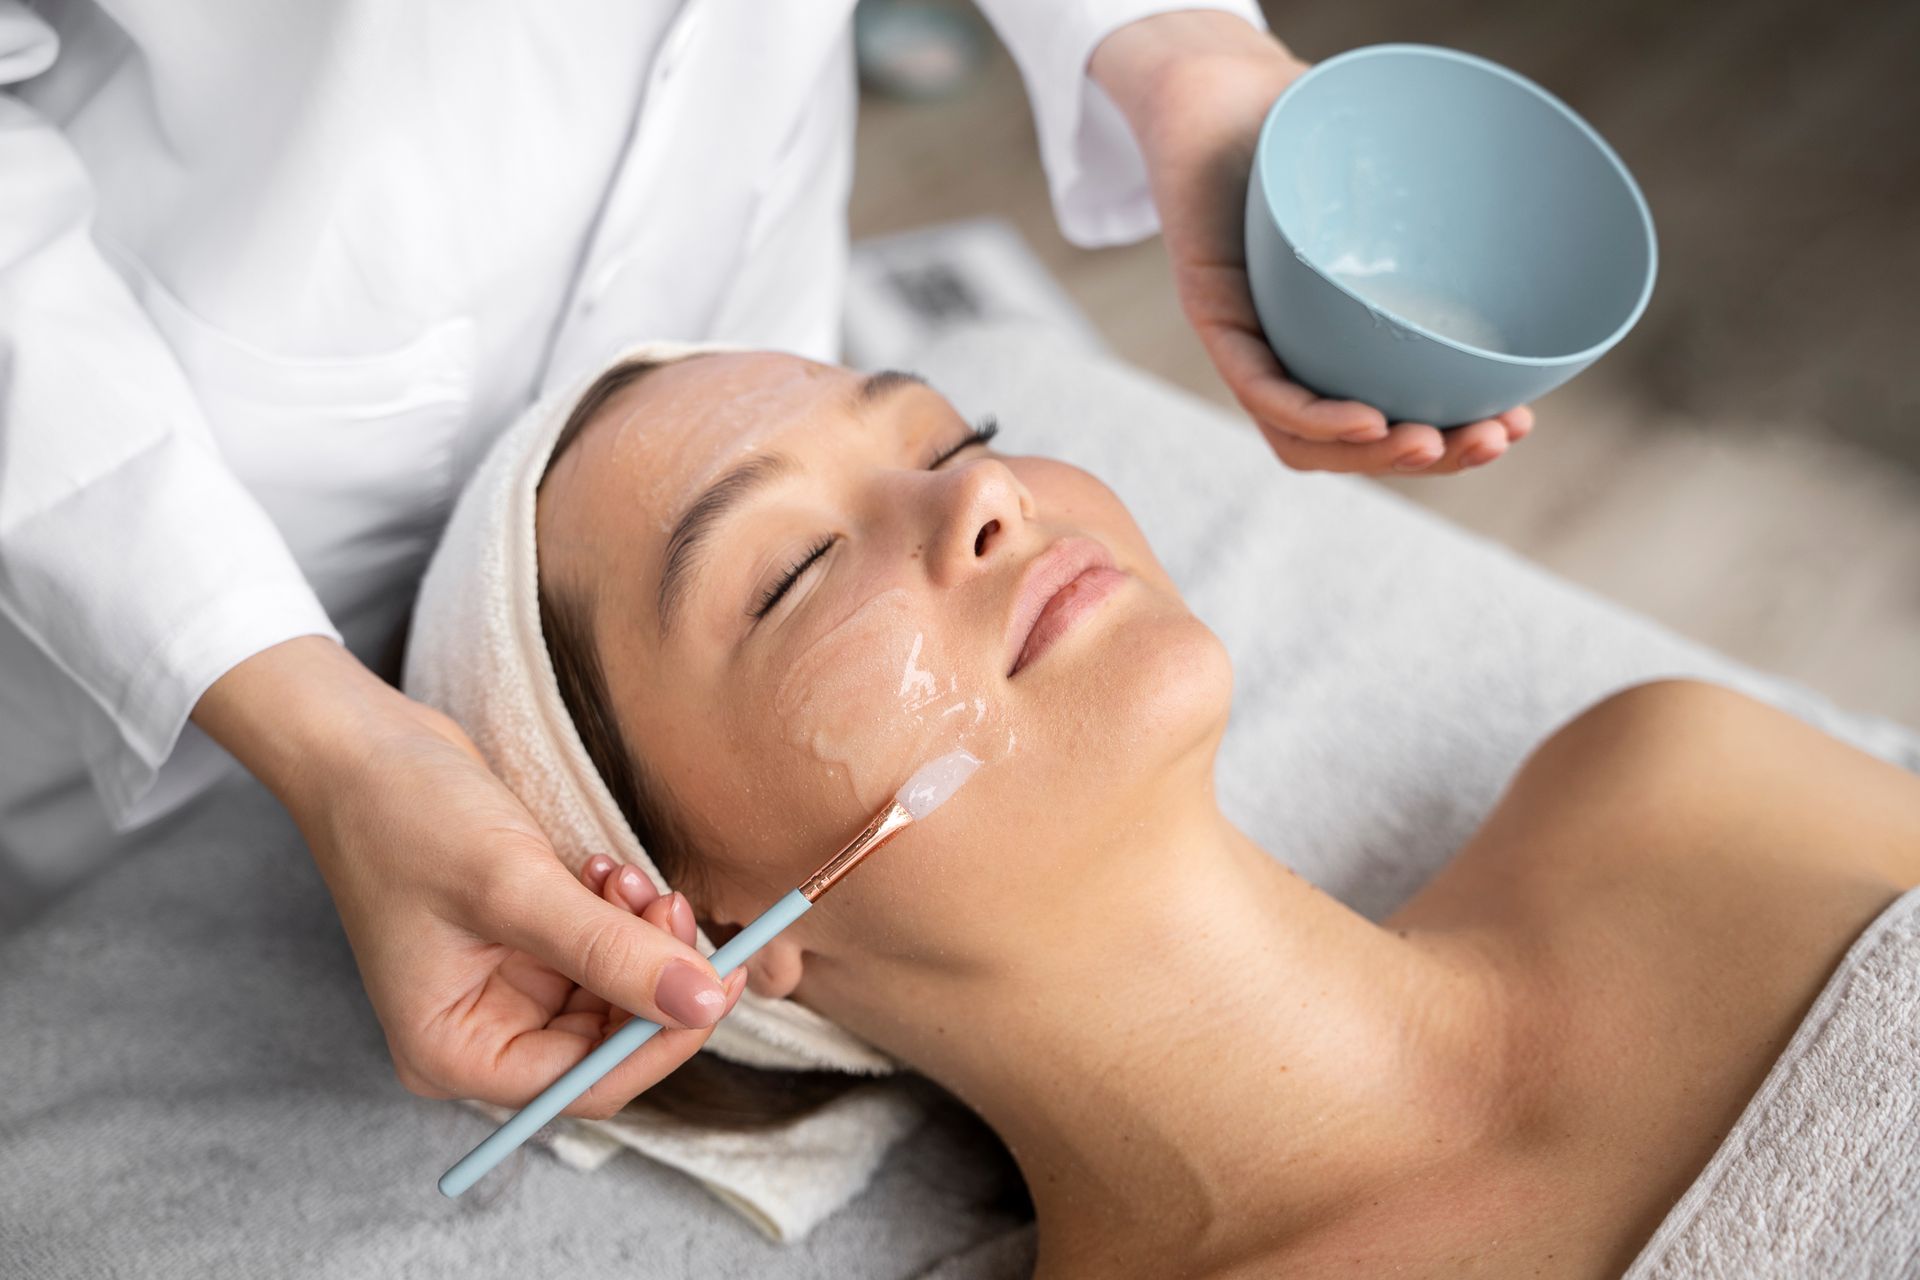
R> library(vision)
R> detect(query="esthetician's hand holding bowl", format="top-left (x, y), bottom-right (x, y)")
top-left (1093, 16), bottom-right (1536, 476)
top-left (1241, 45), bottom-right (1657, 474)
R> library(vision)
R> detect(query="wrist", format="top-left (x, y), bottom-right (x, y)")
top-left (1089, 11), bottom-right (1302, 126)
top-left (191, 634), bottom-right (412, 809)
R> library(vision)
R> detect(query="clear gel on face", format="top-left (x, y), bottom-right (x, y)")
top-left (773, 588), bottom-right (1015, 812)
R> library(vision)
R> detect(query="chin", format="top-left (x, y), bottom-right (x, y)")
top-left (1090, 601), bottom-right (1230, 769)
top-left (1004, 588), bottom-right (1231, 834)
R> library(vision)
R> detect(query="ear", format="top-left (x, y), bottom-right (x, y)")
top-left (697, 913), bottom-right (807, 1000)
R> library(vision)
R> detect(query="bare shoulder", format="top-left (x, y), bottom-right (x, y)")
top-left (1541, 677), bottom-right (1812, 759)
top-left (1514, 678), bottom-right (1920, 889)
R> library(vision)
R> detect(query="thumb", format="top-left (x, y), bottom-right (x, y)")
top-left (489, 860), bottom-right (729, 1030)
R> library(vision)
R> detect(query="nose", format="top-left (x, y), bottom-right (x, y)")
top-left (926, 459), bottom-right (1035, 587)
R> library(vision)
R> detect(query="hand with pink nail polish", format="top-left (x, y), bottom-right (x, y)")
top-left (192, 637), bottom-right (747, 1124)
top-left (550, 858), bottom-right (748, 1116)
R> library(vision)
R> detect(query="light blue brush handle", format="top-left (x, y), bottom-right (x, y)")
top-left (438, 887), bottom-right (813, 1197)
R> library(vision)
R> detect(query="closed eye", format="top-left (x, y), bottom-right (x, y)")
top-left (747, 415), bottom-right (1003, 622)
top-left (929, 414), bottom-right (999, 467)
top-left (750, 534), bottom-right (834, 620)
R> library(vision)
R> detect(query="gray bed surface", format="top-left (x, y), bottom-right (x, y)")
top-left (0, 777), bottom-right (1032, 1279)
top-left (3, 321), bottom-right (1914, 1278)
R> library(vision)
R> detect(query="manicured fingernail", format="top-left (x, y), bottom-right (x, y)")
top-left (585, 855), bottom-right (612, 880)
top-left (616, 866), bottom-right (651, 911)
top-left (723, 970), bottom-right (747, 1012)
top-left (668, 893), bottom-right (695, 945)
top-left (1394, 451), bottom-right (1438, 472)
top-left (1341, 425), bottom-right (1386, 443)
top-left (1462, 446), bottom-right (1496, 468)
top-left (656, 961), bottom-right (725, 1028)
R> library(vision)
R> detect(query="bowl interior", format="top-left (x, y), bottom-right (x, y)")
top-left (1259, 46), bottom-right (1654, 361)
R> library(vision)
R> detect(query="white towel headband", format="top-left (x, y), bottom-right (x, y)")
top-left (404, 339), bottom-right (898, 1075)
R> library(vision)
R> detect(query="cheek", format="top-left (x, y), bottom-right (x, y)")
top-left (792, 608), bottom-right (1234, 965)
top-left (770, 587), bottom-right (1017, 816)
top-left (654, 589), bottom-right (1019, 905)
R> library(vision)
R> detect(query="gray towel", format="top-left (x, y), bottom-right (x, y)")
top-left (1625, 885), bottom-right (1920, 1279)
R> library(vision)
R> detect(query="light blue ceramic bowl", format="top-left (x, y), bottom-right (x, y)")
top-left (1244, 44), bottom-right (1657, 427)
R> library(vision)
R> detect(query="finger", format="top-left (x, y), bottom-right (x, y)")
top-left (602, 862), bottom-right (663, 916)
top-left (561, 982), bottom-right (611, 1017)
top-left (423, 1013), bottom-right (701, 1120)
top-left (668, 893), bottom-right (698, 948)
top-left (559, 861), bottom-right (659, 1019)
top-left (602, 896), bottom-right (712, 1028)
top-left (580, 854), bottom-right (616, 895)
top-left (1256, 418), bottom-right (1445, 475)
top-left (557, 955), bottom-right (738, 1037)
top-left (546, 1009), bottom-right (611, 1039)
top-left (492, 947), bottom-right (584, 1018)
top-left (602, 967), bottom-right (744, 1036)
top-left (1499, 404), bottom-right (1535, 442)
top-left (573, 889), bottom-right (690, 1020)
top-left (637, 892), bottom-right (676, 943)
top-left (561, 969), bottom-right (749, 1120)
top-left (475, 859), bottom-right (726, 1032)
top-left (1423, 420), bottom-right (1510, 475)
top-left (408, 966), bottom-right (752, 1119)
top-left (1204, 322), bottom-right (1389, 443)
top-left (635, 891), bottom-right (698, 949)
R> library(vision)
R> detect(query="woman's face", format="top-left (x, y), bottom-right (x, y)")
top-left (537, 351), bottom-right (1230, 998)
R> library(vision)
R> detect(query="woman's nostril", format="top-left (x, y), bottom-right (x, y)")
top-left (974, 519), bottom-right (999, 557)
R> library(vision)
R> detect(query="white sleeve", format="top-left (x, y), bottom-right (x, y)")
top-left (970, 0), bottom-right (1269, 249)
top-left (0, 9), bottom-right (340, 830)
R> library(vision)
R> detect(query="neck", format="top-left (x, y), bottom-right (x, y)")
top-left (866, 789), bottom-right (1520, 1275)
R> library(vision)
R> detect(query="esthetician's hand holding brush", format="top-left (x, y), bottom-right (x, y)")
top-left (1090, 12), bottom-right (1535, 476)
top-left (436, 750), bottom-right (983, 1195)
top-left (192, 636), bottom-right (747, 1123)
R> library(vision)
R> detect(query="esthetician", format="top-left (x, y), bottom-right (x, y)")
top-left (0, 2), bottom-right (1531, 1113)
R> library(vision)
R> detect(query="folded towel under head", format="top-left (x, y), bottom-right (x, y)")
top-left (403, 339), bottom-right (912, 1240)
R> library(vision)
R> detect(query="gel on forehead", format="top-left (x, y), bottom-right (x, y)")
top-left (603, 353), bottom-right (844, 534)
top-left (773, 588), bottom-right (1016, 813)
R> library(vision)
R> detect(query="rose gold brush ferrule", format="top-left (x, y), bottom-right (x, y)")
top-left (798, 800), bottom-right (913, 902)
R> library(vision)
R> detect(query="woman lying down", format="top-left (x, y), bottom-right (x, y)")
top-left (405, 339), bottom-right (1920, 1277)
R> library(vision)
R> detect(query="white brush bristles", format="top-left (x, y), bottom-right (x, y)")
top-left (894, 749), bottom-right (984, 820)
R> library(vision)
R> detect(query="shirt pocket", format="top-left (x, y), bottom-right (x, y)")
top-left (105, 242), bottom-right (477, 666)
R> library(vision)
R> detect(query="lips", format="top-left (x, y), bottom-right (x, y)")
top-left (1004, 536), bottom-right (1125, 677)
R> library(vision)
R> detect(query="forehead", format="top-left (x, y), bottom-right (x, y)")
top-left (544, 350), bottom-right (858, 536)
top-left (593, 351), bottom-right (854, 510)
top-left (535, 351), bottom-right (885, 634)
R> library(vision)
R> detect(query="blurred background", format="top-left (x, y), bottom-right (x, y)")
top-left (844, 0), bottom-right (1920, 723)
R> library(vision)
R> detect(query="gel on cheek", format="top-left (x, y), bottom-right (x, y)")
top-left (773, 588), bottom-right (1016, 813)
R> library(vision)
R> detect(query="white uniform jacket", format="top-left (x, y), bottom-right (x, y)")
top-left (0, 0), bottom-right (1264, 915)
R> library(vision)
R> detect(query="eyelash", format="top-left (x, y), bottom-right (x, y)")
top-left (929, 413), bottom-right (998, 466)
top-left (751, 533), bottom-right (835, 619)
top-left (747, 415), bottom-right (1002, 620)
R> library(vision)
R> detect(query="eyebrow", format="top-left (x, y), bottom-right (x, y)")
top-left (656, 451), bottom-right (796, 637)
top-left (846, 367), bottom-right (930, 415)
top-left (654, 368), bottom-right (933, 637)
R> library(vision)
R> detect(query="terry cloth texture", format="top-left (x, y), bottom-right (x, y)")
top-left (1624, 884), bottom-right (1920, 1279)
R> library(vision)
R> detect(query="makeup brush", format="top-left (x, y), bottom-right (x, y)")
top-left (438, 748), bottom-right (984, 1197)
